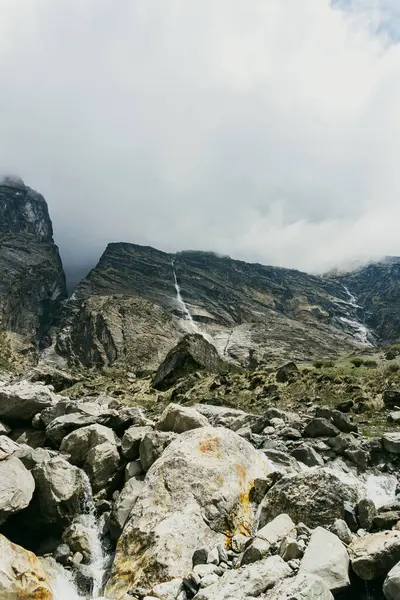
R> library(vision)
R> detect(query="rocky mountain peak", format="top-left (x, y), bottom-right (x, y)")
top-left (0, 177), bottom-right (53, 242)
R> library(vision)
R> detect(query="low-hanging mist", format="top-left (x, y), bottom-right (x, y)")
top-left (1, 0), bottom-right (400, 274)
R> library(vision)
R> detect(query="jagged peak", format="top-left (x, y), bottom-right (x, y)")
top-left (0, 174), bottom-right (26, 189)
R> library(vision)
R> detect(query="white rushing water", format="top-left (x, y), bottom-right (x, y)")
top-left (339, 285), bottom-right (372, 345)
top-left (49, 477), bottom-right (110, 600)
top-left (171, 259), bottom-right (199, 333)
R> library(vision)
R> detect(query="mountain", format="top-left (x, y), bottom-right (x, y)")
top-left (0, 177), bottom-right (67, 367)
top-left (50, 242), bottom-right (388, 372)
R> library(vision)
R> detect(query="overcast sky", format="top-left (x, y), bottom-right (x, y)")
top-left (1, 0), bottom-right (400, 275)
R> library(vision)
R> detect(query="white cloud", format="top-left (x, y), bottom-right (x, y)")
top-left (0, 0), bottom-right (400, 274)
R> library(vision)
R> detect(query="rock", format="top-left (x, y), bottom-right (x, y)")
top-left (261, 449), bottom-right (301, 476)
top-left (231, 534), bottom-right (250, 554)
top-left (62, 521), bottom-right (92, 563)
top-left (13, 428), bottom-right (48, 448)
top-left (156, 403), bottom-right (209, 434)
top-left (349, 531), bottom-right (400, 580)
top-left (330, 520), bottom-right (353, 545)
top-left (152, 334), bottom-right (226, 391)
top-left (357, 498), bottom-right (377, 532)
top-left (388, 411), bottom-right (400, 424)
top-left (110, 478), bottom-right (144, 540)
top-left (276, 362), bottom-right (298, 383)
top-left (259, 468), bottom-right (359, 529)
top-left (46, 413), bottom-right (108, 446)
top-left (53, 543), bottom-right (71, 565)
top-left (0, 533), bottom-right (53, 599)
top-left (84, 441), bottom-right (120, 492)
top-left (279, 537), bottom-right (304, 561)
top-left (383, 561), bottom-right (400, 600)
top-left (73, 563), bottom-right (95, 595)
top-left (240, 537), bottom-right (271, 565)
top-left (291, 444), bottom-right (324, 467)
top-left (193, 555), bottom-right (291, 600)
top-left (0, 435), bottom-right (20, 460)
top-left (299, 527), bottom-right (350, 592)
top-left (139, 430), bottom-right (177, 472)
top-left (383, 433), bottom-right (400, 454)
top-left (0, 420), bottom-right (11, 435)
top-left (60, 423), bottom-right (119, 466)
top-left (304, 418), bottom-right (339, 438)
top-left (16, 444), bottom-right (52, 470)
top-left (0, 456), bottom-right (35, 523)
top-left (193, 548), bottom-right (209, 567)
top-left (264, 572), bottom-right (334, 600)
top-left (383, 390), bottom-right (400, 409)
top-left (105, 426), bottom-right (274, 597)
top-left (125, 460), bottom-right (144, 481)
top-left (151, 578), bottom-right (184, 599)
top-left (0, 381), bottom-right (60, 421)
top-left (109, 405), bottom-right (154, 432)
top-left (121, 426), bottom-right (152, 460)
top-left (315, 407), bottom-right (357, 433)
top-left (32, 456), bottom-right (89, 526)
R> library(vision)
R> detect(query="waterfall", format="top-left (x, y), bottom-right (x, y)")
top-left (171, 259), bottom-right (199, 333)
top-left (339, 285), bottom-right (372, 345)
top-left (48, 476), bottom-right (110, 599)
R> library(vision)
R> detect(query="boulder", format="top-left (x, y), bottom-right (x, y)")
top-left (152, 334), bottom-right (226, 391)
top-left (62, 521), bottom-right (92, 563)
top-left (262, 449), bottom-right (301, 476)
top-left (105, 426), bottom-right (274, 597)
top-left (32, 456), bottom-right (89, 526)
top-left (382, 433), bottom-right (400, 454)
top-left (46, 413), bottom-right (109, 446)
top-left (156, 404), bottom-right (209, 434)
top-left (108, 405), bottom-right (154, 432)
top-left (330, 520), bottom-right (353, 546)
top-left (139, 430), bottom-right (177, 472)
top-left (258, 468), bottom-right (359, 529)
top-left (193, 555), bottom-right (291, 600)
top-left (383, 561), bottom-right (400, 600)
top-left (13, 428), bottom-right (48, 448)
top-left (304, 418), bottom-right (339, 438)
top-left (84, 441), bottom-right (120, 492)
top-left (121, 426), bottom-right (152, 460)
top-left (242, 514), bottom-right (295, 565)
top-left (299, 527), bottom-right (350, 592)
top-left (0, 381), bottom-right (59, 421)
top-left (60, 423), bottom-right (119, 465)
top-left (0, 420), bottom-right (11, 435)
top-left (264, 572), bottom-right (334, 600)
top-left (0, 534), bottom-right (53, 599)
top-left (349, 531), bottom-right (400, 580)
top-left (0, 456), bottom-right (35, 523)
top-left (110, 478), bottom-right (144, 540)
top-left (383, 390), bottom-right (400, 409)
top-left (291, 444), bottom-right (324, 467)
top-left (276, 362), bottom-right (298, 383)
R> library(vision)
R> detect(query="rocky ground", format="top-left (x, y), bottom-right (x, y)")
top-left (0, 342), bottom-right (399, 599)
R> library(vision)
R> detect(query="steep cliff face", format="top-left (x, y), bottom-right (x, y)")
top-left (0, 177), bottom-right (67, 365)
top-left (54, 242), bottom-right (378, 370)
top-left (333, 257), bottom-right (400, 345)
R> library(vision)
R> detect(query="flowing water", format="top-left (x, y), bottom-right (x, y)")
top-left (339, 285), bottom-right (372, 345)
top-left (171, 259), bottom-right (199, 333)
top-left (48, 477), bottom-right (110, 599)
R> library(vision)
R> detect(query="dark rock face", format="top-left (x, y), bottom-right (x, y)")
top-left (0, 179), bottom-right (67, 359)
top-left (152, 334), bottom-right (226, 390)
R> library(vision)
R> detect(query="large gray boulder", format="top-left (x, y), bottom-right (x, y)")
top-left (265, 572), bottom-right (334, 600)
top-left (110, 478), bottom-right (145, 540)
top-left (156, 403), bottom-right (209, 434)
top-left (62, 520), bottom-right (93, 563)
top-left (0, 456), bottom-right (35, 523)
top-left (60, 423), bottom-right (120, 491)
top-left (193, 555), bottom-right (291, 600)
top-left (349, 531), bottom-right (400, 580)
top-left (60, 423), bottom-right (119, 466)
top-left (383, 561), bottom-right (400, 600)
top-left (258, 468), bottom-right (359, 529)
top-left (0, 381), bottom-right (59, 421)
top-left (242, 514), bottom-right (295, 565)
top-left (299, 527), bottom-right (350, 592)
top-left (32, 456), bottom-right (89, 526)
top-left (0, 534), bottom-right (53, 599)
top-left (105, 426), bottom-right (274, 598)
top-left (152, 333), bottom-right (226, 390)
top-left (382, 433), bottom-right (400, 454)
top-left (121, 426), bottom-right (152, 460)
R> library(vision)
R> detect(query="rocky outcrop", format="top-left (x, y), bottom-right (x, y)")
top-left (0, 177), bottom-right (67, 362)
top-left (0, 533), bottom-right (53, 600)
top-left (105, 426), bottom-right (273, 598)
top-left (153, 334), bottom-right (227, 390)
